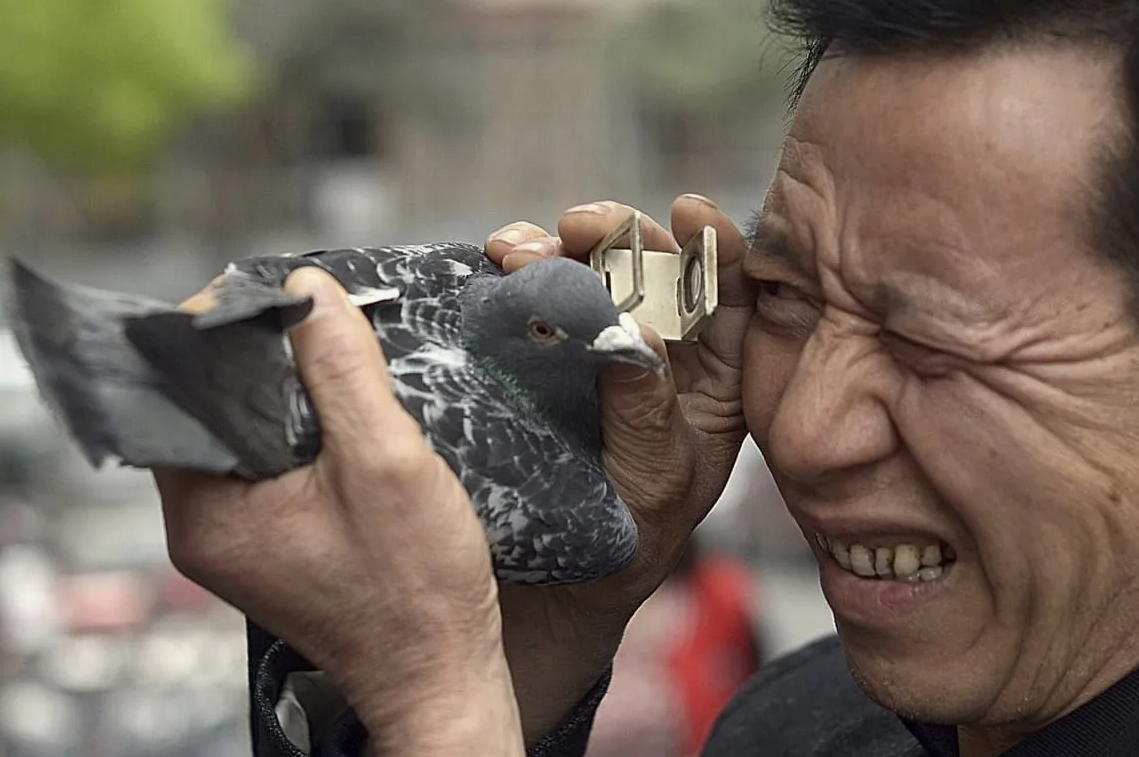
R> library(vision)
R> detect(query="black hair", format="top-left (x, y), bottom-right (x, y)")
top-left (766, 0), bottom-right (1139, 305)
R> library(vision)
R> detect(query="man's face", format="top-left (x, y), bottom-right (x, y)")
top-left (743, 47), bottom-right (1139, 728)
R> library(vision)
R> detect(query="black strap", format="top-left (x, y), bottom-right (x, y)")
top-left (247, 619), bottom-right (283, 755)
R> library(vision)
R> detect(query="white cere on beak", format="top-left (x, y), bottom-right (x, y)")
top-left (588, 313), bottom-right (667, 378)
top-left (591, 323), bottom-right (643, 353)
top-left (618, 312), bottom-right (641, 339)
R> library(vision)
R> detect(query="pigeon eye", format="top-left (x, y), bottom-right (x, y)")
top-left (528, 318), bottom-right (560, 343)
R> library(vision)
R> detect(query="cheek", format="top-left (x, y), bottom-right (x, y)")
top-left (894, 373), bottom-right (1121, 587)
top-left (742, 324), bottom-right (804, 445)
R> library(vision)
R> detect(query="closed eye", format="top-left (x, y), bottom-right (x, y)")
top-left (755, 279), bottom-right (820, 337)
top-left (880, 331), bottom-right (965, 378)
top-left (757, 280), bottom-right (809, 301)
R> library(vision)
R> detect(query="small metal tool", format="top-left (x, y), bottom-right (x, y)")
top-left (589, 210), bottom-right (718, 342)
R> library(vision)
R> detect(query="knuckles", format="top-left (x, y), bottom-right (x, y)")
top-left (336, 433), bottom-right (447, 501)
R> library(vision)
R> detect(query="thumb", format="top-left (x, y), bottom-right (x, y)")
top-left (284, 267), bottom-right (415, 459)
top-left (597, 325), bottom-right (693, 509)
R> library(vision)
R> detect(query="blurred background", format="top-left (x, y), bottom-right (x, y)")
top-left (0, 1), bottom-right (834, 755)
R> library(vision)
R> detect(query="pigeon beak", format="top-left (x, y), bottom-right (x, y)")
top-left (589, 312), bottom-right (668, 379)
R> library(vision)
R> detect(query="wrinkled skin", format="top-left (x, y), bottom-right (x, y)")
top-left (743, 47), bottom-right (1139, 755)
top-left (494, 46), bottom-right (1139, 757)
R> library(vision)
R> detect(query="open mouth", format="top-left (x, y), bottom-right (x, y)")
top-left (815, 534), bottom-right (958, 582)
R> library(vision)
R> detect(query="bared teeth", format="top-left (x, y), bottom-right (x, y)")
top-left (833, 541), bottom-right (852, 570)
top-left (849, 544), bottom-right (876, 577)
top-left (918, 566), bottom-right (943, 581)
top-left (874, 547), bottom-right (892, 577)
top-left (818, 536), bottom-right (955, 582)
top-left (893, 545), bottom-right (921, 578)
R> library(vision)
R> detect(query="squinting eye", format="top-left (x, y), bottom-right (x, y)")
top-left (754, 279), bottom-right (819, 337)
top-left (757, 280), bottom-right (807, 301)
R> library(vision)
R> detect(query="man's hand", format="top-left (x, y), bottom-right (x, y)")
top-left (156, 267), bottom-right (525, 756)
top-left (484, 194), bottom-right (756, 743)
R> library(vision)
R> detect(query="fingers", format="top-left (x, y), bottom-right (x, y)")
top-left (484, 198), bottom-right (744, 299)
top-left (486, 201), bottom-right (680, 276)
top-left (558, 201), bottom-right (679, 257)
top-left (671, 194), bottom-right (755, 308)
top-left (485, 222), bottom-right (550, 265)
top-left (283, 268), bottom-right (427, 471)
top-left (596, 321), bottom-right (694, 525)
top-left (501, 240), bottom-right (564, 273)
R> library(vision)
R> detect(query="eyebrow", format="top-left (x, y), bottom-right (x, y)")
top-left (744, 210), bottom-right (813, 278)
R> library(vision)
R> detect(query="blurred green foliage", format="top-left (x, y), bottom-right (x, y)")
top-left (607, 0), bottom-right (797, 117)
top-left (0, 0), bottom-right (253, 173)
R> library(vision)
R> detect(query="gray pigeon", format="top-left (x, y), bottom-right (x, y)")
top-left (6, 244), bottom-right (667, 586)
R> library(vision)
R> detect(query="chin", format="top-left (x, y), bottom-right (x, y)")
top-left (836, 624), bottom-right (1004, 725)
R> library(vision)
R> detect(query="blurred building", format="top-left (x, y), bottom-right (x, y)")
top-left (0, 0), bottom-right (786, 294)
top-left (0, 2), bottom-right (829, 755)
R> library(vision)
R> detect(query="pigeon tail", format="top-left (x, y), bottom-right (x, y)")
top-left (6, 259), bottom-right (317, 480)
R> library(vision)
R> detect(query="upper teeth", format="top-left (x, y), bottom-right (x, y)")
top-left (815, 535), bottom-right (956, 582)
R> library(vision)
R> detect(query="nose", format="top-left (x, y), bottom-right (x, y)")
top-left (767, 315), bottom-right (899, 484)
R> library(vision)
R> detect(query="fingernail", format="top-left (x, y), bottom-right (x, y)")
top-left (511, 241), bottom-right (551, 256)
top-left (682, 193), bottom-right (719, 210)
top-left (565, 202), bottom-right (609, 215)
top-left (285, 266), bottom-right (348, 308)
top-left (491, 226), bottom-right (530, 246)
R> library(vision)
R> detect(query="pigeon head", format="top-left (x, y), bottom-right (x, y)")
top-left (464, 256), bottom-right (665, 377)
top-left (460, 256), bottom-right (666, 452)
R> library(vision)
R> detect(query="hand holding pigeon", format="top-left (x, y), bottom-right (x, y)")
top-left (157, 268), bottom-right (526, 756)
top-left (10, 241), bottom-right (666, 586)
top-left (483, 195), bottom-right (756, 742)
top-left (6, 194), bottom-right (755, 749)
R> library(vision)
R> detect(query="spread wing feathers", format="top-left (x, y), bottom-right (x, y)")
top-left (6, 259), bottom-right (242, 474)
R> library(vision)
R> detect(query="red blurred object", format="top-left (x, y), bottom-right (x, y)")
top-left (153, 567), bottom-right (215, 615)
top-left (666, 554), bottom-right (762, 756)
top-left (57, 572), bottom-right (153, 634)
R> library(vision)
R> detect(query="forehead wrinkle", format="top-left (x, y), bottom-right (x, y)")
top-left (766, 49), bottom-right (1139, 388)
top-left (832, 166), bottom-right (1019, 316)
top-left (750, 155), bottom-right (841, 283)
top-left (877, 272), bottom-right (1023, 362)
